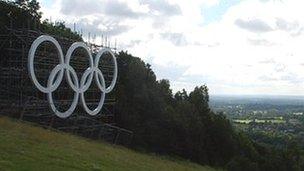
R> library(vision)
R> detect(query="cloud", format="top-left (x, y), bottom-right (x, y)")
top-left (258, 71), bottom-right (302, 87)
top-left (259, 75), bottom-right (277, 81)
top-left (151, 63), bottom-right (188, 81)
top-left (39, 0), bottom-right (304, 95)
top-left (160, 32), bottom-right (188, 46)
top-left (291, 27), bottom-right (304, 37)
top-left (248, 38), bottom-right (274, 46)
top-left (60, 0), bottom-right (102, 16)
top-left (276, 18), bottom-right (299, 31)
top-left (103, 1), bottom-right (144, 18)
top-left (258, 58), bottom-right (275, 64)
top-left (280, 73), bottom-right (302, 84)
top-left (122, 40), bottom-right (142, 49)
top-left (139, 0), bottom-right (182, 16)
top-left (274, 63), bottom-right (286, 72)
top-left (66, 18), bottom-right (131, 37)
top-left (235, 18), bottom-right (273, 33)
top-left (60, 0), bottom-right (143, 19)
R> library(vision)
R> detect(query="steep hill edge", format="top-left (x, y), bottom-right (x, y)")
top-left (0, 116), bottom-right (219, 171)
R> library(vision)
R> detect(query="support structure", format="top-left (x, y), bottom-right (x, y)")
top-left (0, 26), bottom-right (132, 146)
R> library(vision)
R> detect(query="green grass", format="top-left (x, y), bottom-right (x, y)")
top-left (0, 117), bottom-right (218, 171)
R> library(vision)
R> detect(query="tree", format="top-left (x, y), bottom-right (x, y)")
top-left (14, 0), bottom-right (28, 10)
top-left (28, 0), bottom-right (41, 19)
top-left (1, 1), bottom-right (303, 169)
top-left (189, 85), bottom-right (209, 113)
top-left (14, 0), bottom-right (41, 19)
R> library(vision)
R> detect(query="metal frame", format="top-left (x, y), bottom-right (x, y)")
top-left (0, 25), bottom-right (133, 145)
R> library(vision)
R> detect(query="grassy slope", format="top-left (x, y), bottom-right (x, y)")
top-left (0, 117), bottom-right (218, 171)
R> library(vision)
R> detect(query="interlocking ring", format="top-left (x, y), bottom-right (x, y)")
top-left (28, 35), bottom-right (118, 118)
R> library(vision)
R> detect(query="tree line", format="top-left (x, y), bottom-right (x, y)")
top-left (0, 0), bottom-right (82, 40)
top-left (1, 1), bottom-right (303, 170)
top-left (114, 51), bottom-right (303, 170)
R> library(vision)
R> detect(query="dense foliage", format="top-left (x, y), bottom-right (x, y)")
top-left (114, 52), bottom-right (304, 170)
top-left (114, 52), bottom-right (236, 165)
top-left (0, 0), bottom-right (82, 40)
top-left (1, 1), bottom-right (304, 170)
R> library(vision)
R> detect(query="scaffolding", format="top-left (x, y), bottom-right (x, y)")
top-left (0, 26), bottom-right (133, 146)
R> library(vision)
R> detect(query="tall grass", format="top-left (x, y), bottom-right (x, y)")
top-left (0, 117), bottom-right (219, 171)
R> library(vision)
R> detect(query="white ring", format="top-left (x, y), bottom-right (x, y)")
top-left (28, 35), bottom-right (64, 93)
top-left (95, 48), bottom-right (118, 93)
top-left (28, 35), bottom-right (118, 118)
top-left (47, 64), bottom-right (79, 118)
top-left (80, 67), bottom-right (106, 116)
top-left (65, 42), bottom-right (94, 93)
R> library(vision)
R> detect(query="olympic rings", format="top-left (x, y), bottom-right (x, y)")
top-left (28, 35), bottom-right (118, 118)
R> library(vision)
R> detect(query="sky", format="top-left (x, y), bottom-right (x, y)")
top-left (38, 0), bottom-right (304, 95)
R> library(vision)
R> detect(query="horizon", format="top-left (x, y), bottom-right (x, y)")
top-left (209, 94), bottom-right (304, 100)
top-left (2, 1), bottom-right (304, 170)
top-left (38, 0), bottom-right (304, 96)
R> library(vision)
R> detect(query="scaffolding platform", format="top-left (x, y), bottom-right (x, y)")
top-left (0, 26), bottom-right (133, 146)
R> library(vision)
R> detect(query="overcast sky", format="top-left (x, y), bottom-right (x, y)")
top-left (39, 0), bottom-right (304, 95)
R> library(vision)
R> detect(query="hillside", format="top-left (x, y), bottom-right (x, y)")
top-left (0, 117), bottom-right (218, 171)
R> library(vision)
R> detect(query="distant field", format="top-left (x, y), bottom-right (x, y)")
top-left (233, 118), bottom-right (286, 124)
top-left (0, 117), bottom-right (218, 171)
